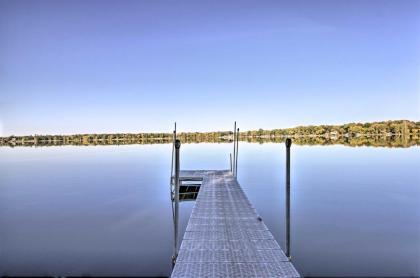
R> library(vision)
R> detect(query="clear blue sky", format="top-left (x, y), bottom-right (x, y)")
top-left (0, 0), bottom-right (419, 136)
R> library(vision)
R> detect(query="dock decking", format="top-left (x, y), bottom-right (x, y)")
top-left (171, 170), bottom-right (300, 278)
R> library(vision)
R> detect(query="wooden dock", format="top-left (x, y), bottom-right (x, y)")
top-left (171, 170), bottom-right (300, 278)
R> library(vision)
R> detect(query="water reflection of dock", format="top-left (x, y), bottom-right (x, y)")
top-left (169, 123), bottom-right (300, 277)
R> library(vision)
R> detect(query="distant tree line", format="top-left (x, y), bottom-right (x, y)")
top-left (240, 120), bottom-right (420, 138)
top-left (1, 120), bottom-right (419, 148)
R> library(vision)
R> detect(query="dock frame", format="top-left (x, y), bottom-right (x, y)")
top-left (171, 170), bottom-right (300, 277)
top-left (169, 123), bottom-right (299, 277)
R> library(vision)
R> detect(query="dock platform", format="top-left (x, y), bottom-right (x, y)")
top-left (171, 170), bottom-right (300, 278)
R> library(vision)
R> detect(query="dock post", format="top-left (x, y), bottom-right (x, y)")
top-left (233, 121), bottom-right (236, 176)
top-left (172, 139), bottom-right (181, 264)
top-left (285, 138), bottom-right (292, 259)
top-left (235, 128), bottom-right (239, 178)
top-left (170, 130), bottom-right (176, 186)
top-left (170, 122), bottom-right (177, 186)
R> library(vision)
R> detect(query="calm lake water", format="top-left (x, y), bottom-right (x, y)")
top-left (0, 143), bottom-right (419, 277)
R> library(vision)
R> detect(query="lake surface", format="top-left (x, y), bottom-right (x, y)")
top-left (0, 143), bottom-right (419, 277)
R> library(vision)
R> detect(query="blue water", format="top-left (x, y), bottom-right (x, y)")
top-left (0, 143), bottom-right (419, 277)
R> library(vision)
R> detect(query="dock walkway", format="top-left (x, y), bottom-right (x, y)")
top-left (171, 170), bottom-right (300, 278)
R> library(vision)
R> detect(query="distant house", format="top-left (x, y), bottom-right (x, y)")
top-left (329, 131), bottom-right (338, 139)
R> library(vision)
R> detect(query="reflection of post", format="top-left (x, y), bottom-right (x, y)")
top-left (230, 153), bottom-right (233, 173)
top-left (285, 138), bottom-right (292, 259)
top-left (172, 139), bottom-right (181, 266)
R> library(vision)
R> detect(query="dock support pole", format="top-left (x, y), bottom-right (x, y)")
top-left (170, 122), bottom-right (177, 186)
top-left (285, 138), bottom-right (292, 259)
top-left (235, 128), bottom-right (239, 178)
top-left (170, 130), bottom-right (176, 185)
top-left (173, 139), bottom-right (181, 264)
top-left (233, 121), bottom-right (236, 176)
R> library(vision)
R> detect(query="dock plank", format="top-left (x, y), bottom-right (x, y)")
top-left (171, 170), bottom-right (300, 278)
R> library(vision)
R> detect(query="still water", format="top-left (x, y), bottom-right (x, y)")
top-left (0, 143), bottom-right (419, 277)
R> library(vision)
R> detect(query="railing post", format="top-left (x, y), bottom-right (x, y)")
top-left (233, 121), bottom-right (236, 176)
top-left (170, 130), bottom-right (176, 186)
top-left (235, 128), bottom-right (239, 178)
top-left (170, 122), bottom-right (177, 186)
top-left (285, 138), bottom-right (292, 259)
top-left (173, 139), bottom-right (181, 264)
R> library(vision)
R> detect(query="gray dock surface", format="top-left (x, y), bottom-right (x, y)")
top-left (171, 170), bottom-right (300, 278)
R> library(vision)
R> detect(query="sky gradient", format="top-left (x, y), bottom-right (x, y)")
top-left (0, 0), bottom-right (419, 136)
